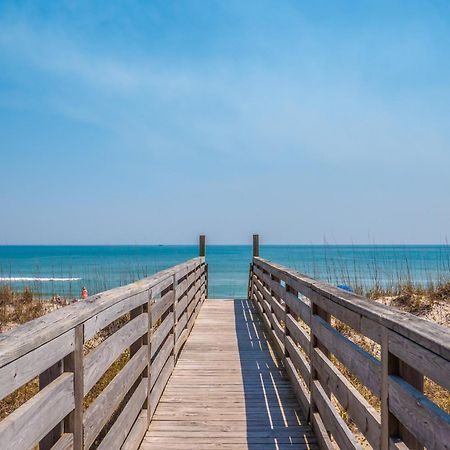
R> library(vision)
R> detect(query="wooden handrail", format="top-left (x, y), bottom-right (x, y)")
top-left (249, 256), bottom-right (450, 450)
top-left (0, 257), bottom-right (207, 449)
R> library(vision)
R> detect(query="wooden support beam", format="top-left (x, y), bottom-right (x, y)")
top-left (253, 234), bottom-right (259, 257)
top-left (199, 235), bottom-right (206, 257)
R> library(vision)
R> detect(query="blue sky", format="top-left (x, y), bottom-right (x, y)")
top-left (1, 1), bottom-right (449, 244)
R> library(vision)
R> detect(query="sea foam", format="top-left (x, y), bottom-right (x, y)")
top-left (0, 277), bottom-right (81, 282)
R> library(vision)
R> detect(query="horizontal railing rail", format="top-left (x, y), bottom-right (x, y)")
top-left (0, 256), bottom-right (207, 450)
top-left (249, 256), bottom-right (450, 450)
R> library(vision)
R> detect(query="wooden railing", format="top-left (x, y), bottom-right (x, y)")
top-left (0, 257), bottom-right (207, 450)
top-left (249, 257), bottom-right (450, 450)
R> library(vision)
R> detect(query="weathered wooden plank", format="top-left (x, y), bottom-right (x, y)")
top-left (121, 410), bottom-right (148, 450)
top-left (0, 373), bottom-right (74, 450)
top-left (97, 378), bottom-right (148, 450)
top-left (285, 336), bottom-right (311, 385)
top-left (389, 375), bottom-right (450, 450)
top-left (84, 313), bottom-right (148, 393)
top-left (151, 339), bottom-right (174, 388)
top-left (254, 265), bottom-right (311, 325)
top-left (83, 345), bottom-right (148, 448)
top-left (285, 314), bottom-right (310, 354)
top-left (311, 411), bottom-right (334, 450)
top-left (150, 356), bottom-right (175, 416)
top-left (150, 290), bottom-right (174, 324)
top-left (312, 348), bottom-right (381, 448)
top-left (285, 355), bottom-right (310, 415)
top-left (63, 323), bottom-right (84, 450)
top-left (175, 312), bottom-right (188, 340)
top-left (0, 328), bottom-right (74, 401)
top-left (0, 257), bottom-right (204, 368)
top-left (84, 290), bottom-right (149, 340)
top-left (150, 312), bottom-right (173, 358)
top-left (50, 433), bottom-right (73, 450)
top-left (388, 329), bottom-right (450, 391)
top-left (254, 257), bottom-right (450, 361)
top-left (312, 380), bottom-right (362, 450)
top-left (311, 314), bottom-right (381, 397)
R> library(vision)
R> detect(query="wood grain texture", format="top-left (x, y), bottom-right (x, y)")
top-left (0, 329), bottom-right (74, 401)
top-left (0, 373), bottom-right (74, 450)
top-left (0, 257), bottom-right (204, 368)
top-left (83, 345), bottom-right (148, 448)
top-left (254, 257), bottom-right (450, 361)
top-left (84, 313), bottom-right (148, 393)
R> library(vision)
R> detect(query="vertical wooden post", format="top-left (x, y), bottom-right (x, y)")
top-left (247, 263), bottom-right (253, 301)
top-left (381, 328), bottom-right (423, 450)
top-left (253, 234), bottom-right (259, 257)
top-left (39, 362), bottom-right (63, 449)
top-left (205, 264), bottom-right (209, 300)
top-left (64, 324), bottom-right (84, 450)
top-left (199, 235), bottom-right (206, 257)
top-left (172, 274), bottom-right (179, 363)
top-left (146, 291), bottom-right (153, 424)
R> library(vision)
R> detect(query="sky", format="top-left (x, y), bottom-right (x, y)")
top-left (0, 0), bottom-right (449, 245)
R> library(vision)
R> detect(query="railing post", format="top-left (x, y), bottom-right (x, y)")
top-left (64, 324), bottom-right (84, 450)
top-left (381, 328), bottom-right (424, 450)
top-left (172, 274), bottom-right (179, 363)
top-left (145, 291), bottom-right (153, 424)
top-left (199, 235), bottom-right (206, 257)
top-left (253, 234), bottom-right (259, 257)
top-left (39, 362), bottom-right (63, 449)
top-left (247, 262), bottom-right (254, 301)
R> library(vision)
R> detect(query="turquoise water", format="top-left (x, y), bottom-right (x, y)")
top-left (0, 245), bottom-right (449, 298)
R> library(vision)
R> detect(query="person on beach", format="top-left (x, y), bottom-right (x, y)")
top-left (81, 287), bottom-right (88, 300)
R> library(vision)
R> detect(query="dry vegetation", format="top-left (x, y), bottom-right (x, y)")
top-left (329, 280), bottom-right (450, 448)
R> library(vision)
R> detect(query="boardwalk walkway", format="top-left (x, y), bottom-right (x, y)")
top-left (140, 299), bottom-right (318, 449)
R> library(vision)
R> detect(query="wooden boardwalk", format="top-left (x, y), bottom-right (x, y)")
top-left (140, 299), bottom-right (318, 449)
top-left (1, 237), bottom-right (449, 449)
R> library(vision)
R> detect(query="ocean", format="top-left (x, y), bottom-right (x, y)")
top-left (0, 245), bottom-right (449, 299)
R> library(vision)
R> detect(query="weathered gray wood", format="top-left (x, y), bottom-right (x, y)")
top-left (83, 345), bottom-right (148, 448)
top-left (84, 290), bottom-right (150, 340)
top-left (311, 314), bottom-right (381, 397)
top-left (0, 329), bottom-right (74, 401)
top-left (63, 324), bottom-right (84, 450)
top-left (254, 265), bottom-right (311, 325)
top-left (150, 312), bottom-right (174, 358)
top-left (285, 336), bottom-right (311, 385)
top-left (50, 433), bottom-right (73, 450)
top-left (311, 411), bottom-right (334, 450)
top-left (199, 235), bottom-right (206, 257)
top-left (389, 375), bottom-right (450, 450)
top-left (253, 234), bottom-right (259, 257)
top-left (285, 313), bottom-right (310, 354)
top-left (97, 378), bottom-right (148, 450)
top-left (0, 257), bottom-right (204, 368)
top-left (311, 380), bottom-right (362, 450)
top-left (84, 313), bottom-right (148, 393)
top-left (388, 329), bottom-right (450, 391)
top-left (121, 410), bottom-right (148, 450)
top-left (39, 361), bottom-right (64, 450)
top-left (0, 373), bottom-right (74, 450)
top-left (151, 339), bottom-right (174, 388)
top-left (254, 257), bottom-right (450, 361)
top-left (285, 355), bottom-right (310, 415)
top-left (312, 347), bottom-right (381, 448)
top-left (151, 290), bottom-right (174, 324)
top-left (150, 356), bottom-right (175, 416)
